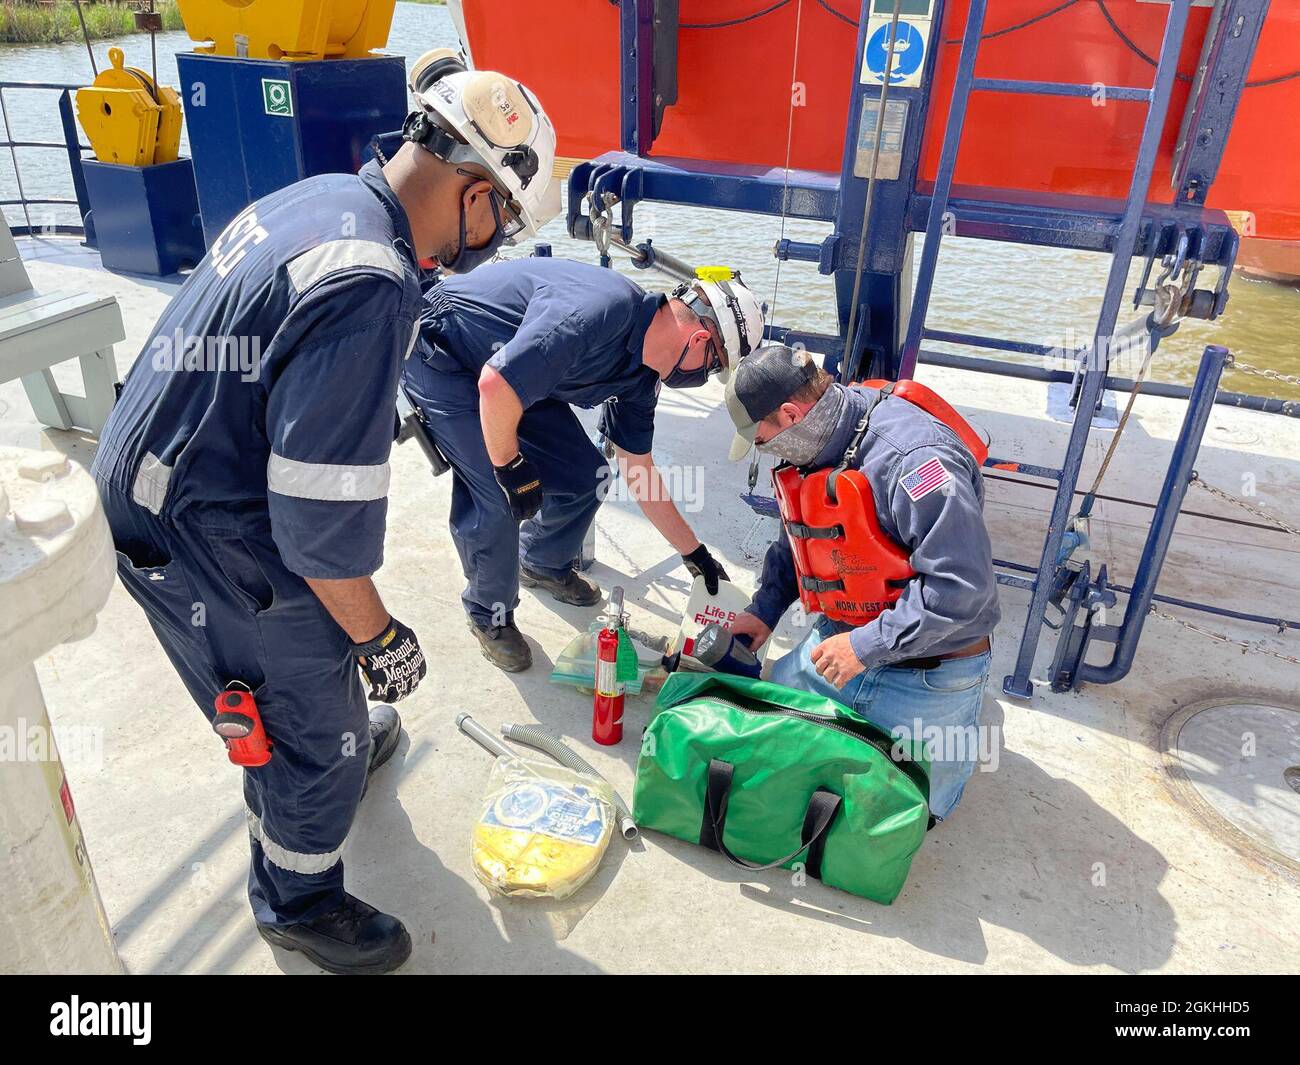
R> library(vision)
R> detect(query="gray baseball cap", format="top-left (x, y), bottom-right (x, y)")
top-left (723, 343), bottom-right (820, 461)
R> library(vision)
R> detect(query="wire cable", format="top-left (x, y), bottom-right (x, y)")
top-left (842, 0), bottom-right (904, 382)
top-left (943, 0), bottom-right (1083, 44)
top-left (768, 0), bottom-right (806, 333)
top-left (682, 0), bottom-right (792, 29)
top-left (815, 0), bottom-right (857, 26)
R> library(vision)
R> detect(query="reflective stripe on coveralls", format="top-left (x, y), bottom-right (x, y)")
top-left (91, 160), bottom-right (423, 925)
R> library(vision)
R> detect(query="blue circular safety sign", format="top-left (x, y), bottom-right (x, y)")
top-left (865, 22), bottom-right (926, 84)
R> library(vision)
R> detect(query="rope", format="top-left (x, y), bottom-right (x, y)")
top-left (1093, 0), bottom-right (1299, 89)
top-left (682, 0), bottom-right (792, 29)
top-left (686, 0), bottom-right (1300, 87)
top-left (943, 0), bottom-right (1084, 44)
top-left (73, 0), bottom-right (98, 75)
top-left (815, 0), bottom-right (857, 26)
top-left (768, 0), bottom-right (806, 332)
top-left (1082, 322), bottom-right (1160, 503)
top-left (934, 0), bottom-right (1300, 90)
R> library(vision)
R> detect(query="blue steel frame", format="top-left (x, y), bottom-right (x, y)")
top-left (566, 0), bottom-right (1274, 696)
top-left (0, 82), bottom-right (96, 244)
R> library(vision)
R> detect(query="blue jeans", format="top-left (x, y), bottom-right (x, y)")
top-left (769, 618), bottom-right (992, 820)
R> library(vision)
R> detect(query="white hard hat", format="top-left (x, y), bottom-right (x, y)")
top-left (405, 49), bottom-right (561, 239)
top-left (676, 270), bottom-right (766, 383)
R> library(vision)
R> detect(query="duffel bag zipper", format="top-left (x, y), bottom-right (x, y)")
top-left (694, 695), bottom-right (930, 800)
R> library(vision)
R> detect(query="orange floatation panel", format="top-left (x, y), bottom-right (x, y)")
top-left (457, 0), bottom-right (1300, 241)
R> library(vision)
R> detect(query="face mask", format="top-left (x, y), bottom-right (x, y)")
top-left (663, 336), bottom-right (720, 390)
top-left (755, 383), bottom-right (846, 466)
top-left (441, 183), bottom-right (508, 274)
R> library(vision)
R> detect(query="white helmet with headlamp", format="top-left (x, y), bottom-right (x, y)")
top-left (670, 268), bottom-right (766, 386)
top-left (403, 48), bottom-right (561, 269)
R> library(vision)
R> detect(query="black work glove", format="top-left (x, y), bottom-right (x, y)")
top-left (352, 616), bottom-right (427, 704)
top-left (683, 544), bottom-right (730, 595)
top-left (494, 453), bottom-right (544, 521)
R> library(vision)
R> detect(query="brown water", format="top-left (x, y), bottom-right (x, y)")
top-left (2, 2), bottom-right (1297, 400)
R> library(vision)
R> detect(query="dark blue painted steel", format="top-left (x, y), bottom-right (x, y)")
top-left (1171, 0), bottom-right (1271, 204)
top-left (176, 53), bottom-right (408, 246)
top-left (896, 0), bottom-right (988, 381)
top-left (1073, 345), bottom-right (1230, 687)
top-left (81, 158), bottom-right (204, 276)
top-left (971, 78), bottom-right (1151, 102)
top-left (0, 82), bottom-right (96, 244)
top-left (565, 2), bottom-right (1275, 695)
top-left (1003, 0), bottom-right (1196, 698)
top-left (566, 152), bottom-right (840, 241)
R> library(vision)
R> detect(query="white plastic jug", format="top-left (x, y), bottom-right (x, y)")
top-left (670, 576), bottom-right (771, 666)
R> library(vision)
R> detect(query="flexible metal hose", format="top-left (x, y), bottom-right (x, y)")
top-left (501, 724), bottom-right (638, 841)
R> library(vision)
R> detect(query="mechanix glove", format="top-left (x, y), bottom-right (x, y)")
top-left (493, 452), bottom-right (544, 521)
top-left (352, 617), bottom-right (427, 703)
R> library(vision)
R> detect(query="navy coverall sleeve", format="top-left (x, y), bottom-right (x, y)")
top-left (487, 296), bottom-right (592, 410)
top-left (598, 384), bottom-right (658, 455)
top-left (747, 534), bottom-right (799, 632)
top-left (263, 275), bottom-right (414, 579)
top-left (849, 445), bottom-right (998, 666)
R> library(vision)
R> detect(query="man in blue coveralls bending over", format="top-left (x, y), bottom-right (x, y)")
top-left (404, 259), bottom-right (766, 671)
top-left (91, 53), bottom-right (560, 974)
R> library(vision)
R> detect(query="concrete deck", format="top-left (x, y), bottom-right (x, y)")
top-left (5, 238), bottom-right (1299, 974)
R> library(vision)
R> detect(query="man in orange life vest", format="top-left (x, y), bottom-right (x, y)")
top-left (726, 344), bottom-right (1000, 819)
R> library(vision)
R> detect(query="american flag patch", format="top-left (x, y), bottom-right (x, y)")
top-left (900, 457), bottom-right (951, 501)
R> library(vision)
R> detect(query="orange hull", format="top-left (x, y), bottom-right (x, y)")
top-left (458, 0), bottom-right (1300, 240)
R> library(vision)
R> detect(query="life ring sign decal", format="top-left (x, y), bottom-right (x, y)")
top-left (859, 1), bottom-right (936, 90)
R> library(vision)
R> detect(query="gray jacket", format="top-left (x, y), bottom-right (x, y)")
top-left (748, 383), bottom-right (1001, 666)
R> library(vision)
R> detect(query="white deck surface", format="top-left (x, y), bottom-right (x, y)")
top-left (4, 238), bottom-right (1298, 974)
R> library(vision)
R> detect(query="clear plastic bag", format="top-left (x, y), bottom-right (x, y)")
top-left (548, 620), bottom-right (667, 695)
top-left (471, 756), bottom-right (616, 900)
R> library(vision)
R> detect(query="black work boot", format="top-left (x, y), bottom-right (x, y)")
top-left (360, 705), bottom-right (401, 800)
top-left (519, 563), bottom-right (602, 606)
top-left (257, 894), bottom-right (412, 975)
top-left (468, 616), bottom-right (533, 672)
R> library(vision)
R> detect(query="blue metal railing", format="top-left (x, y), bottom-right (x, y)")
top-left (0, 81), bottom-right (96, 244)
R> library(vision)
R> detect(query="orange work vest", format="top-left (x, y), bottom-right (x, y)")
top-left (771, 380), bottom-right (988, 626)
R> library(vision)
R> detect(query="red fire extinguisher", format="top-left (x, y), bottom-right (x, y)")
top-left (212, 681), bottom-right (272, 767)
top-left (593, 589), bottom-right (626, 746)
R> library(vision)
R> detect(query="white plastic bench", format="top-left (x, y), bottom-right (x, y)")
top-left (0, 218), bottom-right (126, 434)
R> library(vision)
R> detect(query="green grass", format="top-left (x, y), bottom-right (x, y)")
top-left (0, 2), bottom-right (184, 44)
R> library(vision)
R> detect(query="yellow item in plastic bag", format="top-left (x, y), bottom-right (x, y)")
top-left (471, 757), bottom-right (614, 900)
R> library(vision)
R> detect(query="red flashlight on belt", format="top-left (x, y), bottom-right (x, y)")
top-left (212, 681), bottom-right (272, 767)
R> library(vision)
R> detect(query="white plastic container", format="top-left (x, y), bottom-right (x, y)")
top-left (669, 576), bottom-right (772, 667)
top-left (0, 447), bottom-right (121, 974)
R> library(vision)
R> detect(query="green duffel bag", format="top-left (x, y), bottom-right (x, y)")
top-left (633, 671), bottom-right (931, 904)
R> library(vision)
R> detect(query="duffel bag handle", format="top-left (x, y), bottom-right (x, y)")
top-left (700, 759), bottom-right (842, 878)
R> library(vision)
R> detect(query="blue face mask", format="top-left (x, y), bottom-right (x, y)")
top-left (441, 182), bottom-right (509, 274)
top-left (664, 335), bottom-right (722, 390)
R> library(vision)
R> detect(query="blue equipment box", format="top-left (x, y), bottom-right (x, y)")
top-left (175, 53), bottom-right (409, 246)
top-left (81, 158), bottom-right (205, 277)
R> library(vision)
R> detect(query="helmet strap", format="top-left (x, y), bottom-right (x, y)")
top-left (402, 110), bottom-right (463, 164)
top-left (442, 180), bottom-right (507, 273)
